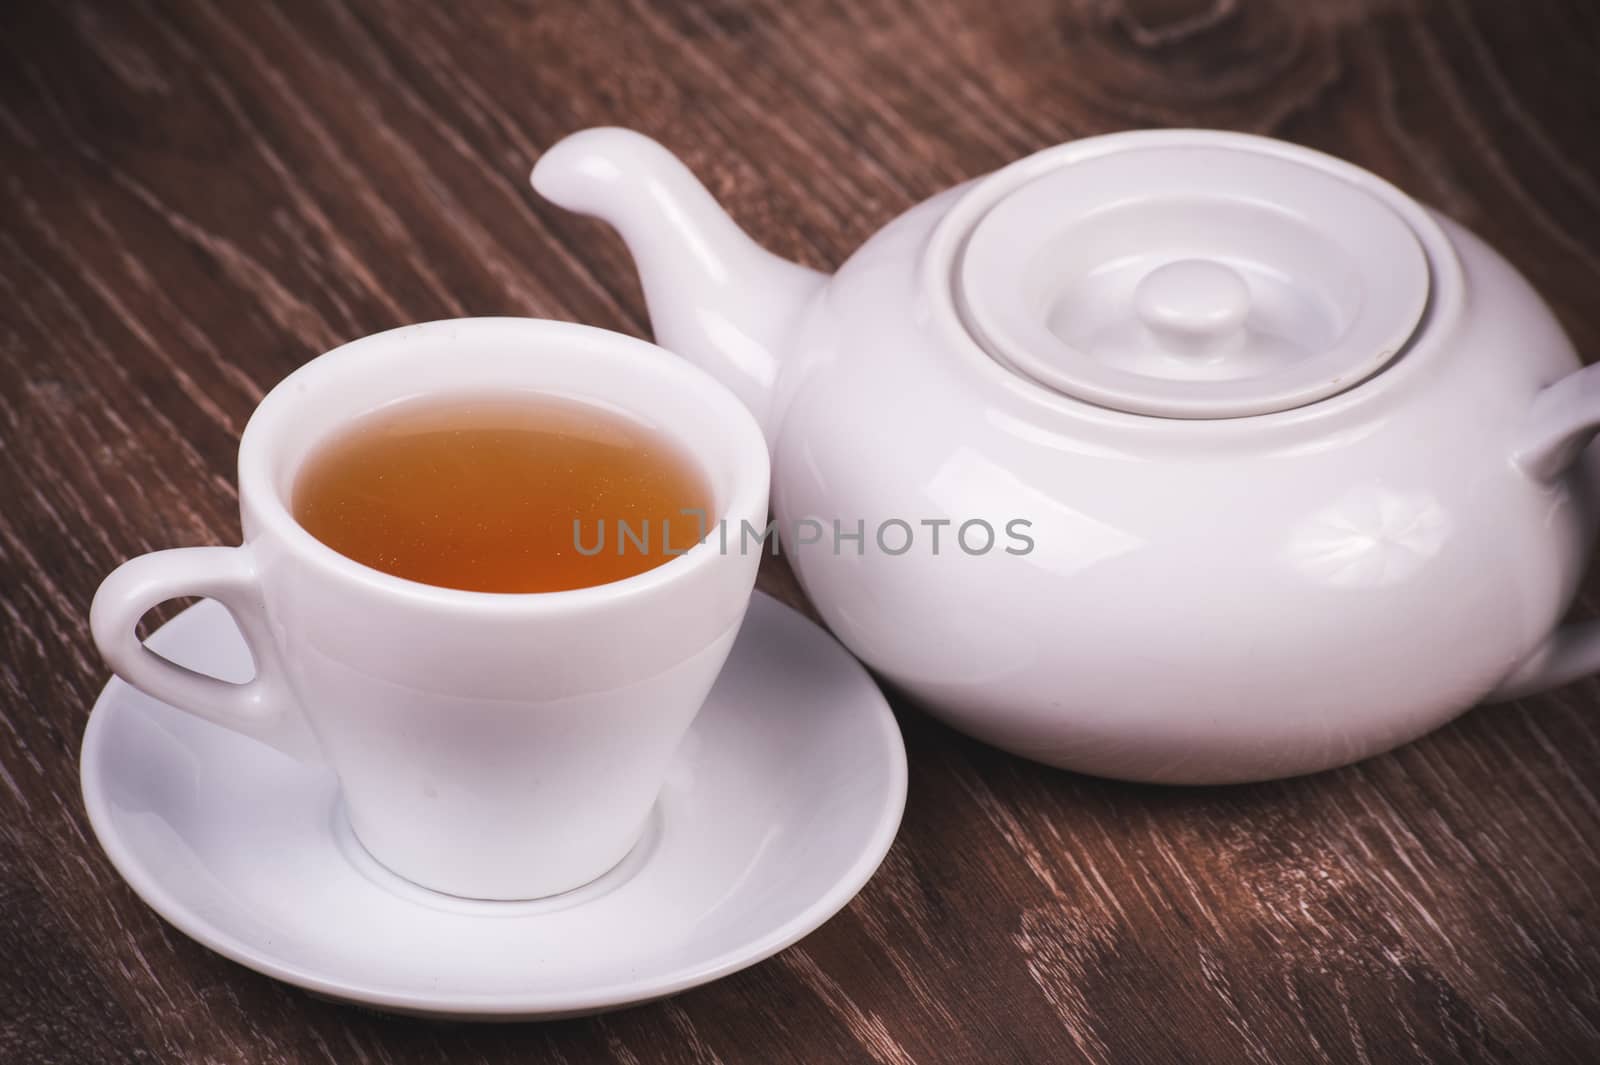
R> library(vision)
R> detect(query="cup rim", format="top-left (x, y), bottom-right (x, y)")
top-left (237, 317), bottom-right (771, 613)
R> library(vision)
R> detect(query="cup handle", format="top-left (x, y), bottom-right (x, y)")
top-left (90, 546), bottom-right (324, 763)
top-left (1489, 363), bottom-right (1600, 701)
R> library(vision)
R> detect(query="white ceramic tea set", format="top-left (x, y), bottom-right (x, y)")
top-left (84, 126), bottom-right (1600, 1016)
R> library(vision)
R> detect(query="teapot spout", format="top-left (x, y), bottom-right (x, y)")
top-left (532, 128), bottom-right (826, 433)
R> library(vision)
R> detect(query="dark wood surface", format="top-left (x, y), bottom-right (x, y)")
top-left (4, 0), bottom-right (1600, 1061)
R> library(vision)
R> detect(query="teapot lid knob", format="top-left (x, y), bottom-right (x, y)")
top-left (1132, 259), bottom-right (1250, 360)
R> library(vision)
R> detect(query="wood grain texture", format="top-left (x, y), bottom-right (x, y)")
top-left (3, 0), bottom-right (1599, 1061)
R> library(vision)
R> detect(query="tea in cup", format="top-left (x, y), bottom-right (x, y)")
top-left (91, 318), bottom-right (769, 900)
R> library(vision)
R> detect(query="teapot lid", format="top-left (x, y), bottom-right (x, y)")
top-left (955, 139), bottom-right (1430, 418)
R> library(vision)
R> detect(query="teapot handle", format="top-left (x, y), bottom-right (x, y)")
top-left (1490, 362), bottom-right (1600, 701)
top-left (1489, 620), bottom-right (1600, 702)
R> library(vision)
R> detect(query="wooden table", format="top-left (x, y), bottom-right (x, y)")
top-left (4, 1), bottom-right (1599, 1061)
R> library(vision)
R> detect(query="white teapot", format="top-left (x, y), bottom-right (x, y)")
top-left (533, 127), bottom-right (1600, 784)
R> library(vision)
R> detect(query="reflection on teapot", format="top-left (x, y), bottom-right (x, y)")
top-left (534, 127), bottom-right (1600, 784)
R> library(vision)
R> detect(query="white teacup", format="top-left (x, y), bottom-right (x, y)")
top-left (90, 318), bottom-right (769, 900)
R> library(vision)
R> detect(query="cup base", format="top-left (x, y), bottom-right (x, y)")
top-left (332, 800), bottom-right (661, 912)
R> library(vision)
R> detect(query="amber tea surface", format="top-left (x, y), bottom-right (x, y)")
top-left (293, 394), bottom-right (714, 593)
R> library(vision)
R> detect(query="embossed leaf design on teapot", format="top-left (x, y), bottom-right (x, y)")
top-left (534, 127), bottom-right (1600, 784)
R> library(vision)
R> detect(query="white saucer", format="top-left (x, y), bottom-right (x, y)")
top-left (80, 593), bottom-right (906, 1020)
